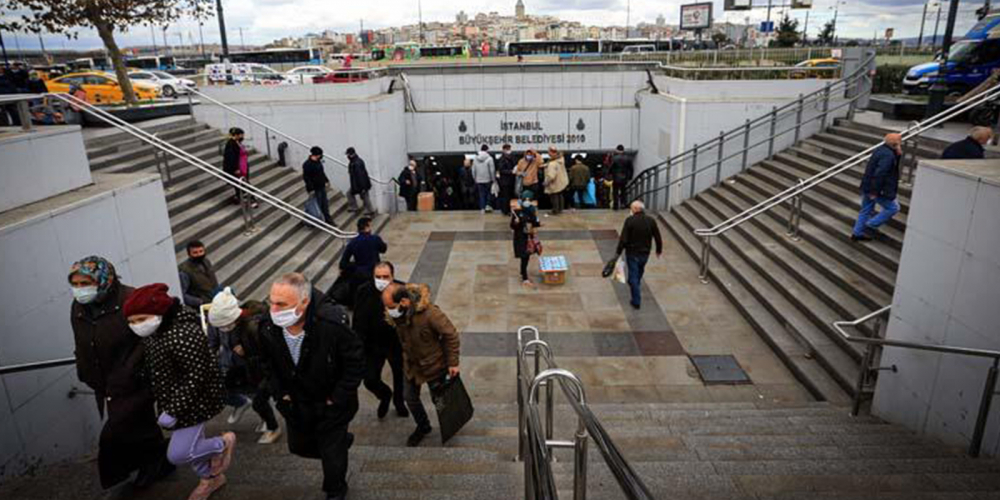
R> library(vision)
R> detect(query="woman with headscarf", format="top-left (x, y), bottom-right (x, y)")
top-left (515, 148), bottom-right (543, 200)
top-left (124, 283), bottom-right (234, 500)
top-left (542, 146), bottom-right (569, 215)
top-left (68, 256), bottom-right (173, 490)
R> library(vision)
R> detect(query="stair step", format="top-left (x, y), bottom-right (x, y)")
top-left (85, 121), bottom-right (210, 160)
top-left (88, 128), bottom-right (222, 171)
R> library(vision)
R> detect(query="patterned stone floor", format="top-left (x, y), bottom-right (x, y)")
top-left (374, 210), bottom-right (812, 406)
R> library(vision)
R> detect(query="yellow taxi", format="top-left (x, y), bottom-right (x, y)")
top-left (791, 58), bottom-right (841, 79)
top-left (45, 71), bottom-right (160, 104)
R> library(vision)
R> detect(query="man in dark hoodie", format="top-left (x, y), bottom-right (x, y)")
top-left (303, 146), bottom-right (333, 223)
top-left (258, 273), bottom-right (365, 500)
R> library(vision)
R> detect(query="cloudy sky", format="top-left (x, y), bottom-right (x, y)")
top-left (1, 0), bottom-right (991, 51)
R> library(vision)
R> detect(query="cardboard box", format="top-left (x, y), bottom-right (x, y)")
top-left (418, 192), bottom-right (435, 211)
top-left (539, 255), bottom-right (568, 286)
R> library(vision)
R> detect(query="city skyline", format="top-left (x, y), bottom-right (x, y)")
top-left (0, 0), bottom-right (990, 51)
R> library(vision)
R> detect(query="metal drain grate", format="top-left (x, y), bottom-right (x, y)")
top-left (689, 355), bottom-right (752, 385)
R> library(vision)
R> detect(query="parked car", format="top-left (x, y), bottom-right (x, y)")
top-left (791, 58), bottom-right (841, 79)
top-left (312, 70), bottom-right (371, 84)
top-left (206, 63), bottom-right (290, 85)
top-left (127, 69), bottom-right (196, 97)
top-left (285, 65), bottom-right (333, 84)
top-left (44, 71), bottom-right (160, 104)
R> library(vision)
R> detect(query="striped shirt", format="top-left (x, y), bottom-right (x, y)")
top-left (282, 329), bottom-right (306, 365)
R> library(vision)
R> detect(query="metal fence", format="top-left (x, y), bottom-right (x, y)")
top-left (567, 45), bottom-right (936, 68)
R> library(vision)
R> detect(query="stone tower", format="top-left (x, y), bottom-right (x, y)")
top-left (516, 0), bottom-right (525, 19)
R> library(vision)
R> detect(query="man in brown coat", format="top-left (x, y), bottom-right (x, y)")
top-left (382, 283), bottom-right (460, 447)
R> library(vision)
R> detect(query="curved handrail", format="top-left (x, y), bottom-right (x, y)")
top-left (834, 306), bottom-right (1000, 359)
top-left (49, 93), bottom-right (358, 239)
top-left (187, 87), bottom-right (391, 185)
top-left (693, 82), bottom-right (1000, 240)
top-left (0, 357), bottom-right (76, 376)
top-left (626, 52), bottom-right (875, 197)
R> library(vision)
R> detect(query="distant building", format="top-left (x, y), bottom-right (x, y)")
top-left (656, 14), bottom-right (666, 27)
top-left (516, 0), bottom-right (526, 20)
top-left (457, 10), bottom-right (468, 24)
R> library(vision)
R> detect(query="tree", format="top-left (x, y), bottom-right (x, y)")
top-left (818, 20), bottom-right (835, 46)
top-left (711, 32), bottom-right (730, 46)
top-left (1, 0), bottom-right (212, 105)
top-left (773, 15), bottom-right (800, 48)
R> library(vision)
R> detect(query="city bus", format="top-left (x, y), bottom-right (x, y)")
top-left (507, 40), bottom-right (601, 56)
top-left (371, 42), bottom-right (421, 62)
top-left (125, 56), bottom-right (177, 71)
top-left (600, 40), bottom-right (676, 54)
top-left (224, 48), bottom-right (324, 71)
top-left (418, 44), bottom-right (470, 60)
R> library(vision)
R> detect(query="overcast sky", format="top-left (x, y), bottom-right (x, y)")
top-left (0, 0), bottom-right (990, 51)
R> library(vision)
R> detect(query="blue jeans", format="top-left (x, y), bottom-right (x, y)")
top-left (853, 195), bottom-right (899, 236)
top-left (477, 183), bottom-right (492, 210)
top-left (626, 253), bottom-right (649, 308)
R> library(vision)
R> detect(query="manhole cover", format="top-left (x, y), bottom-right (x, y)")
top-left (689, 355), bottom-right (752, 385)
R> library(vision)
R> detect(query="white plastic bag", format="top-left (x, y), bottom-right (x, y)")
top-left (613, 254), bottom-right (627, 284)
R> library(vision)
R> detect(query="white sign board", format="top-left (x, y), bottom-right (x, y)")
top-left (680, 3), bottom-right (713, 30)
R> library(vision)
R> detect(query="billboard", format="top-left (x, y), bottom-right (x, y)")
top-left (680, 2), bottom-right (713, 30)
top-left (724, 0), bottom-right (752, 10)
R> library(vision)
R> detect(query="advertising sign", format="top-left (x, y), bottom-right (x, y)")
top-left (724, 0), bottom-right (752, 11)
top-left (680, 2), bottom-right (713, 31)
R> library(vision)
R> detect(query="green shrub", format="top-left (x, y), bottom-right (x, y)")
top-left (873, 64), bottom-right (910, 94)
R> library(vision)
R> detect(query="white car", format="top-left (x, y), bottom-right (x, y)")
top-left (285, 65), bottom-right (333, 84)
top-left (128, 70), bottom-right (196, 98)
top-left (206, 63), bottom-right (290, 85)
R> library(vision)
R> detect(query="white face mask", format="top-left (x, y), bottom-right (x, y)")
top-left (271, 306), bottom-right (302, 328)
top-left (387, 307), bottom-right (404, 319)
top-left (130, 316), bottom-right (162, 338)
top-left (374, 278), bottom-right (391, 292)
top-left (72, 286), bottom-right (99, 304)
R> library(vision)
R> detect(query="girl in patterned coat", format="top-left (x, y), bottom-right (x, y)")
top-left (124, 283), bottom-right (235, 500)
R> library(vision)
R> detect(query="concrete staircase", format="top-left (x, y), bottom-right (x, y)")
top-left (659, 119), bottom-right (946, 404)
top-left (3, 398), bottom-right (998, 499)
top-left (83, 116), bottom-right (389, 300)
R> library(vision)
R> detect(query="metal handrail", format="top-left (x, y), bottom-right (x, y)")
top-left (833, 306), bottom-right (1000, 458)
top-left (516, 326), bottom-right (654, 500)
top-left (0, 357), bottom-right (76, 376)
top-left (48, 93), bottom-right (357, 239)
top-left (186, 87), bottom-right (391, 185)
top-left (626, 52), bottom-right (875, 202)
top-left (691, 82), bottom-right (1000, 282)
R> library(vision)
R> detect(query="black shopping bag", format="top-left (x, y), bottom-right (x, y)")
top-left (601, 256), bottom-right (618, 278)
top-left (429, 374), bottom-right (474, 444)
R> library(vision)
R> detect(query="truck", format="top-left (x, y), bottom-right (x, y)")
top-left (904, 11), bottom-right (1000, 95)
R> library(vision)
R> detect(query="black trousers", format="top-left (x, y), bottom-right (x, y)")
top-left (286, 397), bottom-right (359, 496)
top-left (405, 194), bottom-right (418, 211)
top-left (252, 387), bottom-right (279, 431)
top-left (98, 389), bottom-right (168, 488)
top-left (363, 343), bottom-right (406, 410)
top-left (520, 255), bottom-right (531, 281)
top-left (612, 180), bottom-right (628, 210)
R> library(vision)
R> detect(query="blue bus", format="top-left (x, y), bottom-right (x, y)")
top-left (904, 11), bottom-right (1000, 95)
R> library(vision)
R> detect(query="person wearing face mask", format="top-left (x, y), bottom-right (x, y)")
top-left (351, 261), bottom-right (408, 419)
top-left (207, 287), bottom-right (282, 445)
top-left (124, 283), bottom-right (233, 500)
top-left (179, 240), bottom-right (221, 308)
top-left (303, 146), bottom-right (333, 224)
top-left (398, 159), bottom-right (423, 212)
top-left (68, 256), bottom-right (173, 490)
top-left (339, 217), bottom-right (388, 297)
top-left (516, 148), bottom-right (543, 199)
top-left (381, 283), bottom-right (461, 447)
top-left (496, 144), bottom-right (518, 215)
top-left (258, 273), bottom-right (365, 500)
top-left (222, 127), bottom-right (256, 207)
top-left (511, 191), bottom-right (542, 288)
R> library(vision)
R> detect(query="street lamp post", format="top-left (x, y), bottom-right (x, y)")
top-left (216, 0), bottom-right (230, 57)
top-left (918, 1), bottom-right (928, 48)
top-left (927, 0), bottom-right (961, 118)
top-left (932, 1), bottom-right (943, 48)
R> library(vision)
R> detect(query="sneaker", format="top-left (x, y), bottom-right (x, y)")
top-left (257, 427), bottom-right (283, 445)
top-left (377, 395), bottom-right (391, 419)
top-left (187, 474), bottom-right (226, 500)
top-left (254, 421), bottom-right (268, 433)
top-left (210, 433), bottom-right (236, 476)
top-left (226, 402), bottom-right (251, 424)
top-left (521, 280), bottom-right (536, 289)
top-left (485, 206), bottom-right (493, 213)
top-left (406, 425), bottom-right (432, 447)
top-left (850, 233), bottom-right (873, 242)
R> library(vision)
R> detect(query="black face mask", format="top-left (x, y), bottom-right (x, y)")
top-left (191, 255), bottom-right (205, 263)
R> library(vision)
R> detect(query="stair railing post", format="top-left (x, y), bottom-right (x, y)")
top-left (794, 93), bottom-right (805, 143)
top-left (969, 358), bottom-right (999, 457)
top-left (239, 179), bottom-right (256, 235)
top-left (741, 119), bottom-right (751, 172)
top-left (573, 420), bottom-right (588, 500)
top-left (545, 376), bottom-right (554, 446)
top-left (852, 343), bottom-right (876, 417)
top-left (689, 145), bottom-right (699, 199)
top-left (665, 161), bottom-right (672, 210)
top-left (821, 82), bottom-right (832, 130)
top-left (186, 91), bottom-right (194, 114)
top-left (17, 100), bottom-right (32, 132)
top-left (265, 127), bottom-right (272, 158)
top-left (715, 131), bottom-right (725, 185)
top-left (516, 357), bottom-right (524, 463)
top-left (785, 179), bottom-right (805, 241)
top-left (698, 235), bottom-right (712, 284)
top-left (768, 106), bottom-right (778, 159)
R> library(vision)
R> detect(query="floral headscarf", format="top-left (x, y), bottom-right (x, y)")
top-left (68, 256), bottom-right (117, 299)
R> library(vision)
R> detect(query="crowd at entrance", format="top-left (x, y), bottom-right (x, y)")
top-left (398, 144), bottom-right (636, 213)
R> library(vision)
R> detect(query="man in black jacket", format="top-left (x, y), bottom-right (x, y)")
top-left (222, 128), bottom-right (253, 206)
top-left (259, 273), bottom-right (365, 500)
top-left (303, 146), bottom-right (333, 223)
top-left (497, 144), bottom-right (518, 215)
top-left (610, 145), bottom-right (634, 210)
top-left (352, 261), bottom-right (408, 419)
top-left (616, 201), bottom-right (663, 310)
top-left (346, 147), bottom-right (375, 214)
top-left (942, 126), bottom-right (992, 160)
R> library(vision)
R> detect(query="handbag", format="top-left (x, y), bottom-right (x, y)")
top-left (602, 256), bottom-right (618, 278)
top-left (526, 235), bottom-right (543, 256)
top-left (584, 179), bottom-right (597, 206)
top-left (304, 193), bottom-right (322, 220)
top-left (429, 374), bottom-right (474, 444)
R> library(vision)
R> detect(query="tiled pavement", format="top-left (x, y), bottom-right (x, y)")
top-left (375, 210), bottom-right (812, 407)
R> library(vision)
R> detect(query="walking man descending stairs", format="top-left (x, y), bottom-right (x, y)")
top-left (616, 200), bottom-right (663, 310)
top-left (852, 133), bottom-right (902, 242)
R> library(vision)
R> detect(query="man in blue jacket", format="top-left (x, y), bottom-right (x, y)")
top-left (852, 133), bottom-right (902, 242)
top-left (340, 217), bottom-right (388, 291)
